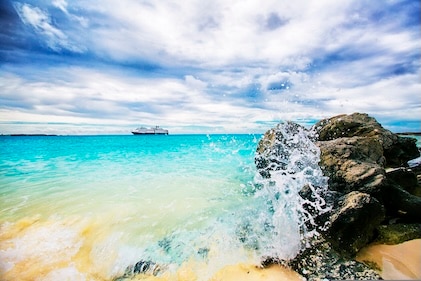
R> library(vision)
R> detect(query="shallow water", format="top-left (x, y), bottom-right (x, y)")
top-left (0, 133), bottom-right (326, 280)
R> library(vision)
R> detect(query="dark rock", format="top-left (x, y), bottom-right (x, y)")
top-left (255, 121), bottom-right (317, 178)
top-left (386, 167), bottom-right (419, 194)
top-left (113, 260), bottom-right (164, 281)
top-left (380, 181), bottom-right (421, 222)
top-left (317, 137), bottom-right (386, 194)
top-left (299, 186), bottom-right (339, 232)
top-left (374, 223), bottom-right (421, 244)
top-left (411, 163), bottom-right (421, 196)
top-left (326, 191), bottom-right (385, 257)
top-left (287, 237), bottom-right (382, 280)
top-left (384, 136), bottom-right (419, 167)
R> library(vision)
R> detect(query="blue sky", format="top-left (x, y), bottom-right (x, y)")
top-left (0, 0), bottom-right (420, 134)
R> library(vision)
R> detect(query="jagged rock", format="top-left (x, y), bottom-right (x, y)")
top-left (315, 113), bottom-right (396, 145)
top-left (256, 113), bottom-right (420, 279)
top-left (326, 191), bottom-right (385, 257)
top-left (411, 163), bottom-right (421, 196)
top-left (384, 136), bottom-right (419, 167)
top-left (380, 181), bottom-right (421, 222)
top-left (314, 113), bottom-right (419, 167)
top-left (374, 223), bottom-right (421, 244)
top-left (113, 260), bottom-right (164, 281)
top-left (386, 167), bottom-right (419, 195)
top-left (255, 121), bottom-right (317, 178)
top-left (317, 137), bottom-right (386, 194)
top-left (287, 237), bottom-right (382, 280)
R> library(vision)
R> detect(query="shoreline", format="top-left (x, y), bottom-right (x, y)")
top-left (113, 238), bottom-right (421, 281)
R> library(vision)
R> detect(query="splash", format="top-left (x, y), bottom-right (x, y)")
top-left (252, 121), bottom-right (331, 260)
top-left (119, 122), bottom-right (332, 276)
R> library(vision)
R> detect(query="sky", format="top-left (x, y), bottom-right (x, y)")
top-left (0, 0), bottom-right (420, 135)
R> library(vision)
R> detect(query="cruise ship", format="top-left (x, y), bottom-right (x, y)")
top-left (132, 126), bottom-right (169, 135)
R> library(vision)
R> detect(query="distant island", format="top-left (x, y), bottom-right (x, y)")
top-left (397, 132), bottom-right (421, 136)
top-left (3, 134), bottom-right (58, 137)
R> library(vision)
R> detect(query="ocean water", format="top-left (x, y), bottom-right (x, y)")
top-left (0, 132), bottom-right (329, 280)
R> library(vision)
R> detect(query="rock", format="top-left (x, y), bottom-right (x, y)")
top-left (317, 136), bottom-right (386, 194)
top-left (256, 112), bottom-right (420, 279)
top-left (113, 260), bottom-right (165, 281)
top-left (255, 121), bottom-right (319, 178)
top-left (411, 163), bottom-right (421, 196)
top-left (314, 113), bottom-right (419, 167)
top-left (384, 136), bottom-right (419, 167)
top-left (386, 167), bottom-right (419, 194)
top-left (326, 191), bottom-right (385, 257)
top-left (298, 186), bottom-right (339, 232)
top-left (314, 113), bottom-right (396, 147)
top-left (287, 237), bottom-right (382, 280)
top-left (374, 223), bottom-right (421, 244)
top-left (380, 181), bottom-right (421, 222)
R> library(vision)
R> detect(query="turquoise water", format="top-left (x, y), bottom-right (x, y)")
top-left (1, 134), bottom-right (276, 280)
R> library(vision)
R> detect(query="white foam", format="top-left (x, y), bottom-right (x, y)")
top-left (253, 122), bottom-right (330, 260)
top-left (408, 156), bottom-right (421, 167)
top-left (37, 265), bottom-right (87, 281)
top-left (1, 222), bottom-right (82, 265)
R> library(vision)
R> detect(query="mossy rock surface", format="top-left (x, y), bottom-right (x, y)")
top-left (375, 224), bottom-right (421, 244)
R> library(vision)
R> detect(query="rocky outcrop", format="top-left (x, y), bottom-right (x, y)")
top-left (316, 137), bottom-right (386, 194)
top-left (256, 112), bottom-right (421, 279)
top-left (287, 238), bottom-right (382, 280)
top-left (314, 113), bottom-right (419, 167)
top-left (312, 113), bottom-right (421, 254)
top-left (326, 191), bottom-right (385, 257)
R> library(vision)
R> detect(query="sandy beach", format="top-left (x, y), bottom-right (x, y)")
top-left (357, 239), bottom-right (421, 280)
top-left (127, 239), bottom-right (421, 281)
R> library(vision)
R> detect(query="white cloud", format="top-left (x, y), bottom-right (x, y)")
top-left (52, 0), bottom-right (68, 14)
top-left (13, 2), bottom-right (85, 52)
top-left (2, 0), bottom-right (420, 134)
top-left (78, 0), bottom-right (351, 67)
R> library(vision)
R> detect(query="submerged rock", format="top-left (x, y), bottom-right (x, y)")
top-left (113, 260), bottom-right (164, 281)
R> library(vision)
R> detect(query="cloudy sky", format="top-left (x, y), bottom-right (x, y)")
top-left (0, 0), bottom-right (420, 134)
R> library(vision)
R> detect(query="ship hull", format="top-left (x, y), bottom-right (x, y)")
top-left (132, 126), bottom-right (169, 135)
top-left (131, 131), bottom-right (168, 135)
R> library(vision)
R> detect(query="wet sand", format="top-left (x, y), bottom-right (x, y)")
top-left (125, 263), bottom-right (304, 281)
top-left (209, 263), bottom-right (303, 281)
top-left (356, 239), bottom-right (421, 280)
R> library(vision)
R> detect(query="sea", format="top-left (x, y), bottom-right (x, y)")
top-left (0, 133), bottom-right (419, 280)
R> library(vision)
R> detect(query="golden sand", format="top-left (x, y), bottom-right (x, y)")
top-left (356, 239), bottom-right (421, 280)
top-left (209, 263), bottom-right (303, 281)
top-left (3, 215), bottom-right (419, 281)
top-left (0, 216), bottom-right (305, 281)
top-left (125, 263), bottom-right (304, 281)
